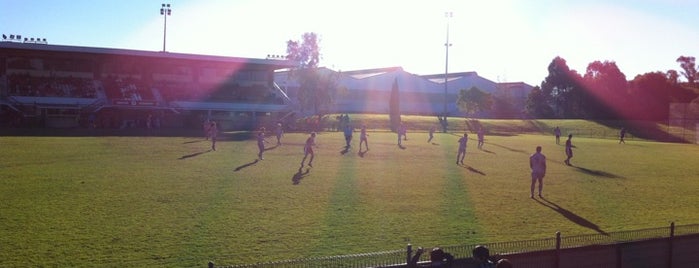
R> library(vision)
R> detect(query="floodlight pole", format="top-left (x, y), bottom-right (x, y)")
top-left (444, 11), bottom-right (452, 117)
top-left (160, 3), bottom-right (172, 52)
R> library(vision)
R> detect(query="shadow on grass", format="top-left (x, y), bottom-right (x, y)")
top-left (234, 159), bottom-right (259, 172)
top-left (487, 142), bottom-right (528, 154)
top-left (574, 166), bottom-right (625, 179)
top-left (535, 197), bottom-right (609, 236)
top-left (182, 140), bottom-right (205, 144)
top-left (178, 150), bottom-right (211, 160)
top-left (340, 146), bottom-right (351, 155)
top-left (461, 164), bottom-right (486, 175)
top-left (264, 145), bottom-right (279, 151)
top-left (480, 148), bottom-right (496, 154)
top-left (398, 144), bottom-right (407, 150)
top-left (292, 166), bottom-right (311, 185)
top-left (358, 148), bottom-right (368, 157)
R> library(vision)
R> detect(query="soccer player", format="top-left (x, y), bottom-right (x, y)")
top-left (301, 132), bottom-right (317, 167)
top-left (209, 121), bottom-right (218, 151)
top-left (275, 123), bottom-right (283, 146)
top-left (343, 124), bottom-right (353, 148)
top-left (554, 126), bottom-right (561, 144)
top-left (456, 133), bottom-right (468, 165)
top-left (397, 122), bottom-right (407, 146)
top-left (564, 134), bottom-right (573, 166)
top-left (359, 125), bottom-right (369, 151)
top-left (427, 125), bottom-right (435, 143)
top-left (257, 127), bottom-right (268, 160)
top-left (530, 146), bottom-right (546, 198)
top-left (619, 127), bottom-right (626, 144)
top-left (477, 127), bottom-right (485, 149)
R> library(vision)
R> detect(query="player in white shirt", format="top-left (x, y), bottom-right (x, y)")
top-left (456, 133), bottom-right (468, 165)
top-left (530, 146), bottom-right (547, 198)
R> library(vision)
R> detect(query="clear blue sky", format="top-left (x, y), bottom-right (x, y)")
top-left (2, 0), bottom-right (698, 86)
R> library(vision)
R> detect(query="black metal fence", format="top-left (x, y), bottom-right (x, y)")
top-left (209, 222), bottom-right (698, 268)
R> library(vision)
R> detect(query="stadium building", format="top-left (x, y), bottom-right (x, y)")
top-left (1, 41), bottom-right (533, 130)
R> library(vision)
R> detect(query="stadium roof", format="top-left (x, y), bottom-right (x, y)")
top-left (0, 41), bottom-right (296, 69)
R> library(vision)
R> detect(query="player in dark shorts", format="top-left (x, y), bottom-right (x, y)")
top-left (456, 133), bottom-right (468, 165)
top-left (564, 134), bottom-right (573, 166)
top-left (302, 132), bottom-right (317, 167)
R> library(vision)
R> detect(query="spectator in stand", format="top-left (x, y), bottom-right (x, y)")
top-left (407, 247), bottom-right (454, 268)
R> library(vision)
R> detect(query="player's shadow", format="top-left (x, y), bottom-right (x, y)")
top-left (358, 148), bottom-right (368, 157)
top-left (340, 146), bottom-right (351, 155)
top-left (535, 197), bottom-right (609, 236)
top-left (461, 165), bottom-right (486, 175)
top-left (178, 150), bottom-right (210, 160)
top-left (234, 159), bottom-right (259, 172)
top-left (431, 142), bottom-right (439, 145)
top-left (264, 145), bottom-right (279, 151)
top-left (182, 140), bottom-right (204, 144)
top-left (480, 148), bottom-right (496, 154)
top-left (574, 166), bottom-right (625, 179)
top-left (487, 142), bottom-right (527, 154)
top-left (292, 166), bottom-right (311, 185)
top-left (398, 144), bottom-right (407, 150)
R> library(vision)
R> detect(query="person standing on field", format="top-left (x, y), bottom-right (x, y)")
top-left (275, 123), bottom-right (284, 146)
top-left (301, 132), bottom-right (317, 167)
top-left (428, 125), bottom-right (435, 143)
top-left (256, 127), bottom-right (268, 160)
top-left (554, 126), bottom-right (561, 144)
top-left (530, 146), bottom-right (546, 198)
top-left (477, 127), bottom-right (485, 149)
top-left (619, 127), bottom-right (626, 144)
top-left (359, 125), bottom-right (369, 151)
top-left (456, 133), bottom-right (468, 165)
top-left (209, 121), bottom-right (218, 151)
top-left (564, 134), bottom-right (573, 166)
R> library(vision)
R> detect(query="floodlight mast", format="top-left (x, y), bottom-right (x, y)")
top-left (160, 3), bottom-right (172, 52)
top-left (443, 12), bottom-right (453, 118)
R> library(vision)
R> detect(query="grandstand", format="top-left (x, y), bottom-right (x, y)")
top-left (1, 41), bottom-right (534, 131)
top-left (0, 41), bottom-right (296, 130)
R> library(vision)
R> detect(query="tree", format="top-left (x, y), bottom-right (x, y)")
top-left (581, 60), bottom-right (629, 119)
top-left (456, 86), bottom-right (492, 117)
top-left (540, 57), bottom-right (585, 118)
top-left (389, 78), bottom-right (401, 132)
top-left (525, 86), bottom-right (554, 118)
top-left (676, 56), bottom-right (697, 85)
top-left (285, 32), bottom-right (336, 116)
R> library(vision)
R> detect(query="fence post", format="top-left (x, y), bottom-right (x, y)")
top-left (668, 222), bottom-right (675, 268)
top-left (406, 244), bottom-right (412, 266)
top-left (555, 231), bottom-right (561, 268)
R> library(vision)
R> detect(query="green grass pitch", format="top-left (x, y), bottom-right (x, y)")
top-left (1, 125), bottom-right (698, 267)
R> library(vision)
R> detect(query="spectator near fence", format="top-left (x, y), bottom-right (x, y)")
top-left (472, 245), bottom-right (495, 268)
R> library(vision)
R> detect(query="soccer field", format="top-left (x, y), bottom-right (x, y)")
top-left (1, 130), bottom-right (698, 267)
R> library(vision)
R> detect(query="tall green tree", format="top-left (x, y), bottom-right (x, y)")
top-left (541, 57), bottom-right (585, 118)
top-left (286, 32), bottom-right (336, 116)
top-left (389, 78), bottom-right (401, 132)
top-left (581, 60), bottom-right (629, 119)
top-left (525, 86), bottom-right (555, 118)
top-left (456, 86), bottom-right (492, 117)
top-left (676, 56), bottom-right (697, 85)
